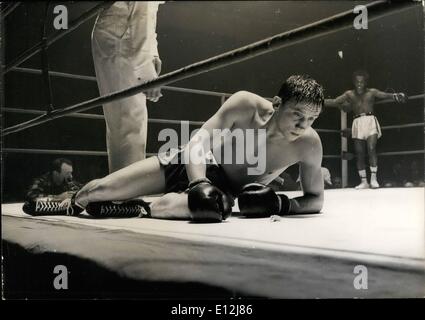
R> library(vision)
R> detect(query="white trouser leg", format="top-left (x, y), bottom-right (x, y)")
top-left (91, 2), bottom-right (157, 173)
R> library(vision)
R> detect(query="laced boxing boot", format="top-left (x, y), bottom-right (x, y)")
top-left (85, 199), bottom-right (151, 218)
top-left (22, 195), bottom-right (83, 216)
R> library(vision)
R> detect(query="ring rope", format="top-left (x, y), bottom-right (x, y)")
top-left (11, 66), bottom-right (238, 99)
top-left (2, 107), bottom-right (206, 126)
top-left (12, 66), bottom-right (424, 110)
top-left (2, 1), bottom-right (415, 137)
top-left (375, 93), bottom-right (424, 105)
top-left (375, 150), bottom-right (424, 156)
top-left (3, 107), bottom-right (341, 132)
top-left (12, 67), bottom-right (425, 105)
top-left (5, 104), bottom-right (423, 132)
top-left (0, 2), bottom-right (21, 19)
top-left (3, 148), bottom-right (108, 157)
top-left (8, 70), bottom-right (423, 130)
top-left (2, 147), bottom-right (342, 159)
top-left (381, 122), bottom-right (424, 130)
top-left (4, 147), bottom-right (422, 158)
top-left (3, 2), bottom-right (113, 74)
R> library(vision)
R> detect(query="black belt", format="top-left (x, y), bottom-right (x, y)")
top-left (353, 112), bottom-right (374, 119)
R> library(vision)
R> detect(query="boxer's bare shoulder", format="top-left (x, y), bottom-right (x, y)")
top-left (345, 90), bottom-right (355, 100)
top-left (294, 127), bottom-right (323, 162)
top-left (224, 91), bottom-right (274, 127)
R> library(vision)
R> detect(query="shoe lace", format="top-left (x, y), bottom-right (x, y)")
top-left (65, 200), bottom-right (75, 216)
top-left (35, 200), bottom-right (62, 214)
top-left (34, 199), bottom-right (78, 216)
top-left (99, 203), bottom-right (147, 217)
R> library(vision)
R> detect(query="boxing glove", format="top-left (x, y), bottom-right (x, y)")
top-left (393, 93), bottom-right (407, 103)
top-left (238, 183), bottom-right (291, 217)
top-left (188, 178), bottom-right (233, 222)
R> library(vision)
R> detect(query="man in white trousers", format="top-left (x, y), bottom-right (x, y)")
top-left (92, 1), bottom-right (164, 173)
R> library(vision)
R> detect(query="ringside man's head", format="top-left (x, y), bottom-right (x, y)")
top-left (51, 158), bottom-right (73, 185)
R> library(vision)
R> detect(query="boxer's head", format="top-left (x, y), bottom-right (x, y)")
top-left (274, 75), bottom-right (324, 141)
top-left (352, 70), bottom-right (369, 94)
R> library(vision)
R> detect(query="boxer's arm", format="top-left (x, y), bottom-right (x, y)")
top-left (371, 88), bottom-right (407, 103)
top-left (371, 88), bottom-right (394, 100)
top-left (185, 91), bottom-right (257, 182)
top-left (289, 134), bottom-right (324, 214)
top-left (324, 91), bottom-right (350, 109)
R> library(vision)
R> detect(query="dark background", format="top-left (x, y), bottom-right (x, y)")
top-left (2, 1), bottom-right (424, 201)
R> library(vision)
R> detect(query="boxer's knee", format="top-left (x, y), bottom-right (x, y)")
top-left (367, 145), bottom-right (376, 155)
top-left (90, 178), bottom-right (109, 196)
top-left (77, 178), bottom-right (107, 205)
top-left (356, 152), bottom-right (365, 162)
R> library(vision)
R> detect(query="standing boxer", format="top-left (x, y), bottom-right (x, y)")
top-left (325, 70), bottom-right (406, 189)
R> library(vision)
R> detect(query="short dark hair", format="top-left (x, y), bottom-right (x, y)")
top-left (51, 158), bottom-right (73, 172)
top-left (278, 75), bottom-right (324, 112)
top-left (352, 69), bottom-right (369, 81)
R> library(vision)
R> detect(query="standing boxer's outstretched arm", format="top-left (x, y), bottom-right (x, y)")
top-left (324, 91), bottom-right (350, 109)
top-left (371, 88), bottom-right (407, 103)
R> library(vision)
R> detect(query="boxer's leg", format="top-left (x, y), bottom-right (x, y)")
top-left (75, 156), bottom-right (165, 208)
top-left (354, 138), bottom-right (369, 189)
top-left (367, 134), bottom-right (379, 188)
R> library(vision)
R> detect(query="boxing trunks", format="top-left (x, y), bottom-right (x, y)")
top-left (352, 113), bottom-right (382, 140)
top-left (157, 146), bottom-right (237, 201)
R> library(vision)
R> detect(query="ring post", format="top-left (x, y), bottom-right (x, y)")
top-left (341, 110), bottom-right (348, 188)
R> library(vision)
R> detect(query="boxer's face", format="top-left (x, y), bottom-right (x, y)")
top-left (353, 75), bottom-right (367, 94)
top-left (278, 100), bottom-right (321, 141)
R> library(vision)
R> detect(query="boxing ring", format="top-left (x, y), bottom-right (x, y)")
top-left (2, 1), bottom-right (424, 298)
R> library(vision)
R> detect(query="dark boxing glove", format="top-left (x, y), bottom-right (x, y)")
top-left (393, 92), bottom-right (407, 103)
top-left (238, 183), bottom-right (291, 217)
top-left (188, 178), bottom-right (233, 222)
